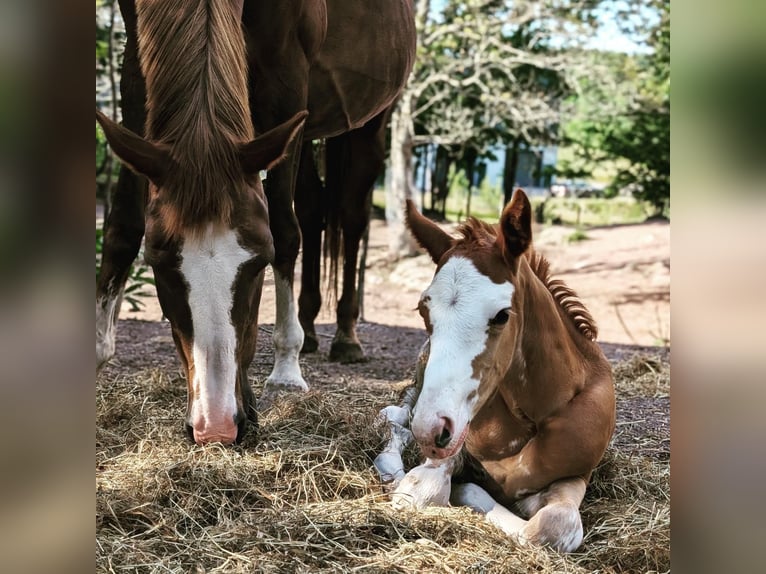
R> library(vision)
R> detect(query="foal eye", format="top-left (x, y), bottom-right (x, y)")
top-left (489, 309), bottom-right (511, 326)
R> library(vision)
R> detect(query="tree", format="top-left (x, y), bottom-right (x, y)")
top-left (559, 0), bottom-right (669, 215)
top-left (385, 0), bottom-right (605, 258)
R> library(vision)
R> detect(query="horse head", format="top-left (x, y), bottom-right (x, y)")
top-left (96, 110), bottom-right (307, 444)
top-left (404, 189), bottom-right (532, 459)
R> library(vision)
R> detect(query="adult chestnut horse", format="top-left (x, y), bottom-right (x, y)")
top-left (96, 0), bottom-right (415, 444)
top-left (375, 190), bottom-right (616, 552)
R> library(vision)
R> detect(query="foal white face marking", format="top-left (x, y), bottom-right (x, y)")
top-left (411, 256), bottom-right (514, 455)
top-left (180, 225), bottom-right (253, 443)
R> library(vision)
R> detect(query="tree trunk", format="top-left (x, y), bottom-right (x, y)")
top-left (385, 0), bottom-right (429, 259)
top-left (385, 94), bottom-right (419, 259)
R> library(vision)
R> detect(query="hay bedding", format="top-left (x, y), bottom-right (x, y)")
top-left (97, 320), bottom-right (669, 573)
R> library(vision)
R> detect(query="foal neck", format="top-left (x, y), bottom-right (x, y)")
top-left (503, 256), bottom-right (590, 419)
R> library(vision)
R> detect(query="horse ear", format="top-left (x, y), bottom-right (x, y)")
top-left (240, 111), bottom-right (308, 173)
top-left (405, 199), bottom-right (453, 264)
top-left (96, 110), bottom-right (169, 184)
top-left (497, 188), bottom-right (532, 266)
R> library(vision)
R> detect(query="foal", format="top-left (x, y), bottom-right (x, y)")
top-left (375, 189), bottom-right (615, 552)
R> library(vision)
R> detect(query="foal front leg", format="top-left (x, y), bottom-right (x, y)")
top-left (391, 456), bottom-right (456, 509)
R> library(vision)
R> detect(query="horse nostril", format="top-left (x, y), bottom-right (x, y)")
top-left (434, 417), bottom-right (453, 448)
top-left (434, 428), bottom-right (451, 448)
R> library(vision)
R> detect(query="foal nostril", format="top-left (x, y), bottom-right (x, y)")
top-left (434, 417), bottom-right (453, 448)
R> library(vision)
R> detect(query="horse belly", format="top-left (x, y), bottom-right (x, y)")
top-left (304, 0), bottom-right (415, 138)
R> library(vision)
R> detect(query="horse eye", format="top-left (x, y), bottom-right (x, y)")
top-left (490, 309), bottom-right (510, 326)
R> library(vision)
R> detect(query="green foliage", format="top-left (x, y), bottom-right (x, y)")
top-left (558, 1), bottom-right (670, 217)
top-left (531, 197), bottom-right (650, 227)
top-left (96, 227), bottom-right (155, 312)
top-left (567, 228), bottom-right (590, 243)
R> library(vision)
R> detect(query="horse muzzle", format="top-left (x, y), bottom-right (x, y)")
top-left (413, 415), bottom-right (469, 460)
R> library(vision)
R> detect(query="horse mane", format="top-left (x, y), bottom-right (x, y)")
top-left (455, 218), bottom-right (598, 340)
top-left (526, 251), bottom-right (598, 341)
top-left (456, 217), bottom-right (498, 248)
top-left (137, 0), bottom-right (254, 238)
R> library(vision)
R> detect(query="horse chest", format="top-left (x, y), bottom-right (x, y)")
top-left (466, 399), bottom-right (533, 462)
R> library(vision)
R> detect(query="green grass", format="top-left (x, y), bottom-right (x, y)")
top-left (372, 188), bottom-right (655, 227)
top-left (567, 228), bottom-right (590, 243)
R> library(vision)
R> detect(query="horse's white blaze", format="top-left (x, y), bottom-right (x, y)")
top-left (96, 286), bottom-right (122, 369)
top-left (181, 226), bottom-right (252, 439)
top-left (412, 256), bottom-right (514, 446)
top-left (264, 271), bottom-right (308, 392)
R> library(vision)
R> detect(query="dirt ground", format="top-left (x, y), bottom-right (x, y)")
top-left (119, 216), bottom-right (670, 348)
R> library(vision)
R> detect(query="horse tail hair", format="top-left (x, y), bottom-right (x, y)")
top-left (322, 136), bottom-right (347, 307)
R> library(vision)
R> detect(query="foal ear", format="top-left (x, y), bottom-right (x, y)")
top-left (240, 110), bottom-right (308, 173)
top-left (96, 110), bottom-right (169, 184)
top-left (497, 188), bottom-right (532, 266)
top-left (405, 200), bottom-right (453, 264)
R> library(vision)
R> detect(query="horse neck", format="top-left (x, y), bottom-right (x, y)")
top-left (502, 257), bottom-right (589, 418)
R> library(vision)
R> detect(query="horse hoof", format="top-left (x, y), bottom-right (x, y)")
top-left (301, 334), bottom-right (319, 354)
top-left (329, 341), bottom-right (366, 364)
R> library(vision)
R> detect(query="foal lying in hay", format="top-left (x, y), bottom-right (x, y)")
top-left (376, 190), bottom-right (616, 552)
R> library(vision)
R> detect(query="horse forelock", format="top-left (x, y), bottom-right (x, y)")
top-left (136, 0), bottom-right (254, 238)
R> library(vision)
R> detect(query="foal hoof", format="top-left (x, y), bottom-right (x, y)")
top-left (329, 340), bottom-right (365, 364)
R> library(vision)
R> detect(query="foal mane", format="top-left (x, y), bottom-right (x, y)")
top-left (526, 252), bottom-right (598, 341)
top-left (456, 218), bottom-right (598, 340)
top-left (137, 0), bottom-right (254, 237)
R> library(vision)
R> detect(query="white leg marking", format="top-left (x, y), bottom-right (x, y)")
top-left (391, 457), bottom-right (455, 509)
top-left (374, 405), bottom-right (413, 486)
top-left (181, 227), bottom-right (252, 440)
top-left (264, 271), bottom-right (308, 393)
top-left (451, 483), bottom-right (528, 540)
top-left (96, 286), bottom-right (122, 370)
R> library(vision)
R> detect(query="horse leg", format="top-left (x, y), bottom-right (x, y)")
top-left (513, 476), bottom-right (588, 552)
top-left (391, 456), bottom-right (457, 510)
top-left (374, 404), bottom-right (413, 486)
top-left (325, 112), bottom-right (388, 363)
top-left (374, 341), bottom-right (428, 485)
top-left (450, 483), bottom-right (529, 540)
top-left (97, 0), bottom-right (147, 371)
top-left (261, 142), bottom-right (309, 398)
top-left (294, 141), bottom-right (324, 354)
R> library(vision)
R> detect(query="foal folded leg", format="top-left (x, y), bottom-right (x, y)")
top-left (450, 483), bottom-right (528, 540)
top-left (391, 456), bottom-right (457, 510)
top-left (514, 477), bottom-right (588, 553)
top-left (373, 404), bottom-right (413, 487)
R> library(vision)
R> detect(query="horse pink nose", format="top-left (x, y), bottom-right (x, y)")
top-left (192, 424), bottom-right (238, 445)
top-left (433, 416), bottom-right (454, 449)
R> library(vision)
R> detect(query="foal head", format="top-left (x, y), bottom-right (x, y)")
top-left (405, 189), bottom-right (533, 459)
